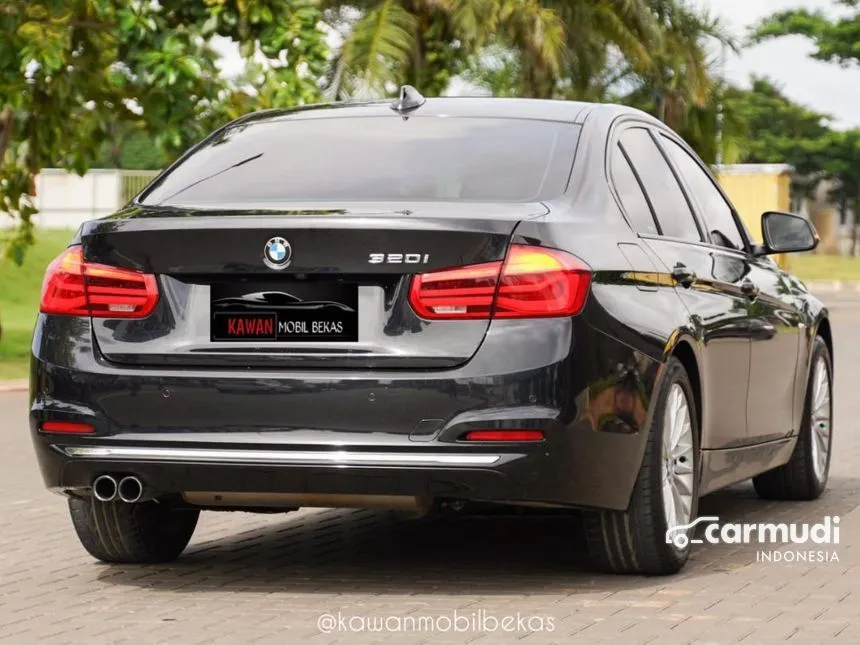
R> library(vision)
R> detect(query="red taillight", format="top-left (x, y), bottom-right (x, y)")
top-left (408, 260), bottom-right (502, 319)
top-left (463, 430), bottom-right (545, 442)
top-left (40, 421), bottom-right (95, 434)
top-left (40, 246), bottom-right (158, 318)
top-left (408, 244), bottom-right (590, 320)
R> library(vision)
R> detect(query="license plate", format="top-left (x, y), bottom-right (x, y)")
top-left (210, 282), bottom-right (358, 342)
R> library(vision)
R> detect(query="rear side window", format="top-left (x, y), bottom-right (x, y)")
top-left (610, 144), bottom-right (659, 236)
top-left (619, 128), bottom-right (701, 242)
top-left (141, 117), bottom-right (580, 206)
top-left (660, 135), bottom-right (746, 251)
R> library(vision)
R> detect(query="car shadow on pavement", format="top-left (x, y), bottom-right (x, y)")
top-left (96, 478), bottom-right (859, 595)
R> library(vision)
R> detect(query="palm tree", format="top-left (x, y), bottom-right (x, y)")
top-left (321, 0), bottom-right (565, 98)
top-left (594, 0), bottom-right (740, 162)
top-left (543, 0), bottom-right (663, 100)
top-left (460, 1), bottom-right (663, 101)
top-left (635, 1), bottom-right (737, 131)
top-left (675, 83), bottom-right (749, 165)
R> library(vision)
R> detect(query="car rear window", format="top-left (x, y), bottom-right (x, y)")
top-left (140, 116), bottom-right (579, 205)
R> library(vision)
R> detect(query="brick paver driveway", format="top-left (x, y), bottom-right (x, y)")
top-left (2, 297), bottom-right (859, 645)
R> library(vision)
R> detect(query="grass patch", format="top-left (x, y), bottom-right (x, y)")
top-left (787, 253), bottom-right (860, 282)
top-left (0, 229), bottom-right (76, 379)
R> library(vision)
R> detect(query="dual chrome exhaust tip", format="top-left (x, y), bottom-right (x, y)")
top-left (92, 475), bottom-right (145, 503)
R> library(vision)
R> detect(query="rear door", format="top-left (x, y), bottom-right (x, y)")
top-left (617, 126), bottom-right (751, 450)
top-left (657, 134), bottom-right (802, 444)
top-left (84, 204), bottom-right (543, 369)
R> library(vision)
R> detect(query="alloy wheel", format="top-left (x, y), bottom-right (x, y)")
top-left (662, 384), bottom-right (695, 533)
top-left (809, 357), bottom-right (832, 482)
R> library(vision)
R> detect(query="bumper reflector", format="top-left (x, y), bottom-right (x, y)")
top-left (41, 421), bottom-right (95, 434)
top-left (463, 430), bottom-right (544, 442)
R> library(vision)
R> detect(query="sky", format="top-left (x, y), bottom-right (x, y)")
top-left (697, 0), bottom-right (860, 127)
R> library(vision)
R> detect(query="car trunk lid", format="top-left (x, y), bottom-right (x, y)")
top-left (83, 202), bottom-right (545, 369)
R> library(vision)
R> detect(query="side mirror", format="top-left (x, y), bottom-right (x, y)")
top-left (756, 211), bottom-right (819, 255)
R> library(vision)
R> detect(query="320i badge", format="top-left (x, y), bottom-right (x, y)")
top-left (30, 89), bottom-right (833, 575)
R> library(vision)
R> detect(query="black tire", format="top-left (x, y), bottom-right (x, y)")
top-left (753, 335), bottom-right (833, 501)
top-left (68, 497), bottom-right (199, 564)
top-left (583, 357), bottom-right (700, 575)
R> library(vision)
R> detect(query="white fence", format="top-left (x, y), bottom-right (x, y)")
top-left (2, 169), bottom-right (159, 229)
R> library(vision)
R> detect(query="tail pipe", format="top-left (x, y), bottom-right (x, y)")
top-left (92, 475), bottom-right (117, 502)
top-left (117, 476), bottom-right (145, 503)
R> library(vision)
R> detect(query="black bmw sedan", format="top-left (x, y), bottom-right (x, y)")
top-left (30, 91), bottom-right (833, 575)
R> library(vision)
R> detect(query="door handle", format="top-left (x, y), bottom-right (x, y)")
top-left (741, 279), bottom-right (760, 299)
top-left (671, 263), bottom-right (696, 288)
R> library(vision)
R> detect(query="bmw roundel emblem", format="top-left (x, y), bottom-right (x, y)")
top-left (263, 237), bottom-right (292, 270)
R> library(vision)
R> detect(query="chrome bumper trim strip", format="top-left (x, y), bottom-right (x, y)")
top-left (61, 446), bottom-right (502, 467)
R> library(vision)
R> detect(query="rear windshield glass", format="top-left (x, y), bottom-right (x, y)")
top-left (141, 116), bottom-right (579, 205)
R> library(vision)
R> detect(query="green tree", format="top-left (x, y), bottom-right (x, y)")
top-left (728, 78), bottom-right (836, 238)
top-left (780, 129), bottom-right (860, 254)
top-left (672, 82), bottom-right (747, 165)
top-left (818, 130), bottom-right (860, 254)
top-left (731, 77), bottom-right (830, 165)
top-left (92, 127), bottom-right (168, 170)
top-left (0, 0), bottom-right (328, 264)
top-left (460, 43), bottom-right (523, 98)
top-left (0, 0), bottom-right (328, 340)
top-left (461, 1), bottom-right (739, 162)
top-left (750, 0), bottom-right (860, 252)
top-left (463, 0), bottom-right (663, 100)
top-left (604, 1), bottom-right (739, 163)
top-left (544, 0), bottom-right (662, 101)
top-left (752, 0), bottom-right (860, 67)
top-left (322, 0), bottom-right (566, 98)
top-left (653, 2), bottom-right (733, 128)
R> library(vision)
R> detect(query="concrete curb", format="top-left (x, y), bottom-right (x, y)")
top-left (0, 379), bottom-right (28, 393)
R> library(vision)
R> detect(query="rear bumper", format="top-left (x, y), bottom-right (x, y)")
top-left (29, 313), bottom-right (662, 511)
top-left (39, 444), bottom-right (542, 507)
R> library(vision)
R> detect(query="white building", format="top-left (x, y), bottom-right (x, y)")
top-left (2, 169), bottom-right (158, 230)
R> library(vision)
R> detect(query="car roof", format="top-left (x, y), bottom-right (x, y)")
top-left (226, 97), bottom-right (626, 129)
